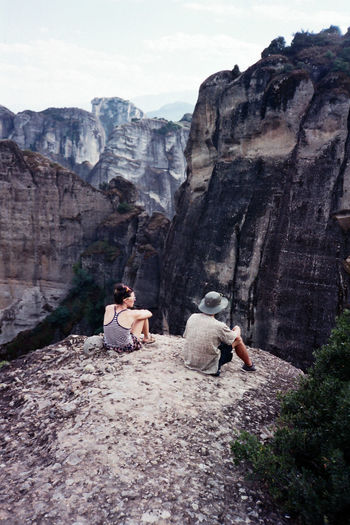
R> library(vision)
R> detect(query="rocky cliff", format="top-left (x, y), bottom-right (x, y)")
top-left (8, 107), bottom-right (105, 179)
top-left (0, 333), bottom-right (301, 524)
top-left (0, 140), bottom-right (113, 346)
top-left (0, 97), bottom-right (145, 179)
top-left (0, 99), bottom-right (190, 217)
top-left (0, 141), bottom-right (169, 356)
top-left (92, 96), bottom-right (144, 139)
top-left (88, 117), bottom-right (190, 217)
top-left (160, 29), bottom-right (350, 369)
top-left (0, 105), bottom-right (14, 139)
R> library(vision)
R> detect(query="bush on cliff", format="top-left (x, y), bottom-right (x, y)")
top-left (1, 265), bottom-right (106, 360)
top-left (261, 36), bottom-right (286, 58)
top-left (232, 310), bottom-right (350, 525)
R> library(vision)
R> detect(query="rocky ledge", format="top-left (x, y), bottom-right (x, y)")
top-left (0, 335), bottom-right (301, 524)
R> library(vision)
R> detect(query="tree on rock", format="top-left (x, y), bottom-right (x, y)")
top-left (261, 36), bottom-right (286, 58)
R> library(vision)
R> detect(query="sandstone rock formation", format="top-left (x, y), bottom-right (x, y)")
top-left (81, 202), bottom-right (170, 312)
top-left (0, 140), bottom-right (113, 346)
top-left (0, 333), bottom-right (301, 524)
top-left (0, 105), bottom-right (14, 139)
top-left (0, 97), bottom-right (145, 179)
top-left (0, 141), bottom-right (170, 356)
top-left (8, 107), bottom-right (105, 179)
top-left (88, 118), bottom-right (190, 217)
top-left (0, 99), bottom-right (189, 218)
top-left (92, 96), bottom-right (145, 139)
top-left (160, 31), bottom-right (350, 369)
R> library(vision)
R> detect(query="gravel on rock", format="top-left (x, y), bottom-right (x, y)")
top-left (0, 334), bottom-right (302, 525)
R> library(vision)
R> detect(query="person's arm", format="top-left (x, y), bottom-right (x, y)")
top-left (130, 308), bottom-right (152, 321)
top-left (220, 323), bottom-right (239, 346)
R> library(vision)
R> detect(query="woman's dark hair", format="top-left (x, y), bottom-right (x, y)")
top-left (114, 283), bottom-right (133, 304)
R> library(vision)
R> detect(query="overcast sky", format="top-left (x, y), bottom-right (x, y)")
top-left (1, 0), bottom-right (349, 113)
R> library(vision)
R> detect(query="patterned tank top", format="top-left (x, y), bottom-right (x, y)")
top-left (103, 307), bottom-right (133, 349)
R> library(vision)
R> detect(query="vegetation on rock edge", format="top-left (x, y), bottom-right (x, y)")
top-left (1, 264), bottom-right (106, 361)
top-left (231, 310), bottom-right (350, 525)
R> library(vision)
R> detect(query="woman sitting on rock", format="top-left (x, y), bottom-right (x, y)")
top-left (103, 283), bottom-right (155, 353)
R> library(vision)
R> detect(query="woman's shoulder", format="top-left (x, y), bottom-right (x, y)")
top-left (105, 304), bottom-right (116, 311)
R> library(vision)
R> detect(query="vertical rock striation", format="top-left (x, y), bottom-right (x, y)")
top-left (0, 140), bottom-right (113, 345)
top-left (0, 142), bottom-right (170, 354)
top-left (88, 118), bottom-right (190, 217)
top-left (0, 106), bottom-right (14, 139)
top-left (160, 46), bottom-right (350, 368)
top-left (9, 107), bottom-right (105, 179)
top-left (91, 96), bottom-right (144, 139)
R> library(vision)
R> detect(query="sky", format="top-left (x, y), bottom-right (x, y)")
top-left (1, 0), bottom-right (350, 114)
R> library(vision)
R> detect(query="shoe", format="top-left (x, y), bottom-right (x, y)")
top-left (242, 361), bottom-right (256, 372)
top-left (210, 370), bottom-right (221, 377)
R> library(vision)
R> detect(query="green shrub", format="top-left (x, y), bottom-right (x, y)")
top-left (117, 202), bottom-right (133, 214)
top-left (1, 264), bottom-right (107, 360)
top-left (261, 36), bottom-right (286, 58)
top-left (332, 58), bottom-right (350, 75)
top-left (47, 306), bottom-right (70, 326)
top-left (82, 240), bottom-right (120, 262)
top-left (99, 182), bottom-right (109, 191)
top-left (232, 310), bottom-right (350, 525)
top-left (155, 121), bottom-right (181, 135)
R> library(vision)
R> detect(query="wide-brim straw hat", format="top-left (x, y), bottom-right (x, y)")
top-left (198, 291), bottom-right (229, 315)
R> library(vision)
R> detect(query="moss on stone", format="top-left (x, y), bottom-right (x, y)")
top-left (82, 240), bottom-right (120, 262)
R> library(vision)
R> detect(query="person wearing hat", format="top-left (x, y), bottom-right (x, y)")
top-left (183, 291), bottom-right (255, 376)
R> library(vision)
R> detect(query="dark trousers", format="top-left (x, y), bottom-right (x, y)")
top-left (218, 343), bottom-right (233, 370)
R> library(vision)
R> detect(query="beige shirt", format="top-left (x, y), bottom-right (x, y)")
top-left (183, 313), bottom-right (239, 374)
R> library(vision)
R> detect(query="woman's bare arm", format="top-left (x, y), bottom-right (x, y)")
top-left (131, 309), bottom-right (152, 321)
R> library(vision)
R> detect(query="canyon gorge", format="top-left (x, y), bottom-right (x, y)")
top-left (1, 28), bottom-right (350, 369)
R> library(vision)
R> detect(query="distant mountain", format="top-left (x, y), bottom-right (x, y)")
top-left (131, 91), bottom-right (197, 113)
top-left (147, 101), bottom-right (194, 121)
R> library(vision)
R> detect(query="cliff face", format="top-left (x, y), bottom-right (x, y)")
top-left (91, 96), bottom-right (144, 139)
top-left (0, 140), bottom-right (113, 345)
top-left (88, 118), bottom-right (190, 217)
top-left (80, 201), bottom-right (170, 313)
top-left (9, 107), bottom-right (105, 179)
top-left (0, 99), bottom-right (189, 218)
top-left (160, 45), bottom-right (350, 368)
top-left (0, 141), bottom-right (170, 354)
top-left (0, 98), bottom-right (145, 179)
top-left (0, 106), bottom-right (14, 139)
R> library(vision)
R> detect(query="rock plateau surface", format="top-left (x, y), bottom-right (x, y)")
top-left (0, 334), bottom-right (301, 525)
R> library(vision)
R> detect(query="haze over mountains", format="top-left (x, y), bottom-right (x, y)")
top-left (147, 101), bottom-right (195, 121)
